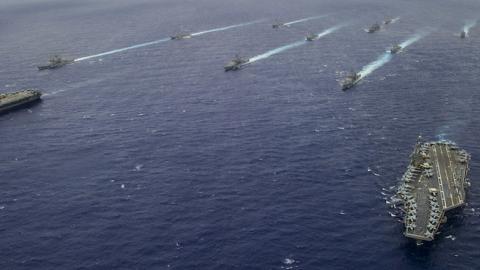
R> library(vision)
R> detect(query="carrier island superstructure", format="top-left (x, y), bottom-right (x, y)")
top-left (397, 139), bottom-right (470, 242)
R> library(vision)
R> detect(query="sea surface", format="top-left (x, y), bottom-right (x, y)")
top-left (1, 0), bottom-right (480, 269)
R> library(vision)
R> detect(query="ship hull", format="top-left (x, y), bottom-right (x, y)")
top-left (224, 61), bottom-right (249, 72)
top-left (341, 79), bottom-right (361, 91)
top-left (38, 65), bottom-right (54, 70)
top-left (37, 60), bottom-right (73, 71)
top-left (0, 90), bottom-right (42, 114)
top-left (0, 95), bottom-right (41, 114)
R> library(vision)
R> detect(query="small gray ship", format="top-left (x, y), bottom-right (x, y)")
top-left (170, 33), bottom-right (192, 40)
top-left (460, 30), bottom-right (466, 39)
top-left (389, 44), bottom-right (402, 54)
top-left (305, 33), bottom-right (317, 41)
top-left (366, 23), bottom-right (381, 33)
top-left (397, 138), bottom-right (471, 243)
top-left (224, 55), bottom-right (249, 71)
top-left (272, 21), bottom-right (288, 29)
top-left (38, 55), bottom-right (74, 71)
top-left (0, 89), bottom-right (42, 114)
top-left (340, 72), bottom-right (361, 90)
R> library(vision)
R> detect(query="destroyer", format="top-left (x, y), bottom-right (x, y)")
top-left (305, 33), bottom-right (317, 41)
top-left (0, 89), bottom-right (42, 114)
top-left (37, 55), bottom-right (73, 70)
top-left (224, 55), bottom-right (249, 71)
top-left (396, 138), bottom-right (471, 243)
top-left (170, 33), bottom-right (192, 40)
top-left (340, 72), bottom-right (361, 90)
top-left (389, 44), bottom-right (402, 54)
top-left (366, 23), bottom-right (381, 33)
top-left (272, 21), bottom-right (288, 29)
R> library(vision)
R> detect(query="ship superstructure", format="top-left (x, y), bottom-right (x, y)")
top-left (340, 72), bottom-right (361, 90)
top-left (38, 55), bottom-right (73, 70)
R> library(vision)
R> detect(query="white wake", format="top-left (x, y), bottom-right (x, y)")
top-left (75, 20), bottom-right (263, 61)
top-left (248, 24), bottom-right (344, 63)
top-left (283, 15), bottom-right (328, 26)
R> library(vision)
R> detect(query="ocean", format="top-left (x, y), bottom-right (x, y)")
top-left (1, 0), bottom-right (480, 269)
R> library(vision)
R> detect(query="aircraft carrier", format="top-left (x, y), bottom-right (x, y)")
top-left (397, 139), bottom-right (470, 242)
top-left (0, 89), bottom-right (42, 114)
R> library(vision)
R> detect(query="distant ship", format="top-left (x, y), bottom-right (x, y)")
top-left (397, 139), bottom-right (471, 243)
top-left (366, 23), bottom-right (381, 33)
top-left (305, 33), bottom-right (317, 41)
top-left (389, 44), bottom-right (402, 54)
top-left (460, 30), bottom-right (466, 39)
top-left (383, 18), bottom-right (393, 25)
top-left (340, 72), bottom-right (361, 90)
top-left (170, 33), bottom-right (192, 40)
top-left (224, 55), bottom-right (249, 71)
top-left (272, 21), bottom-right (288, 29)
top-left (37, 55), bottom-right (73, 70)
top-left (0, 89), bottom-right (42, 114)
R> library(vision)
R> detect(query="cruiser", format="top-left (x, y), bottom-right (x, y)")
top-left (305, 33), bottom-right (317, 41)
top-left (397, 138), bottom-right (471, 243)
top-left (37, 55), bottom-right (73, 70)
top-left (224, 55), bottom-right (249, 71)
top-left (340, 72), bottom-right (361, 90)
top-left (272, 21), bottom-right (288, 29)
top-left (389, 44), bottom-right (402, 54)
top-left (366, 23), bottom-right (381, 33)
top-left (170, 33), bottom-right (192, 40)
top-left (0, 89), bottom-right (42, 114)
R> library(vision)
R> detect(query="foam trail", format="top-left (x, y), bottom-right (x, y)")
top-left (463, 19), bottom-right (477, 35)
top-left (358, 53), bottom-right (393, 78)
top-left (391, 17), bottom-right (400, 24)
top-left (75, 20), bottom-right (262, 61)
top-left (248, 24), bottom-right (342, 63)
top-left (43, 77), bottom-right (109, 96)
top-left (359, 32), bottom-right (426, 78)
top-left (435, 121), bottom-right (467, 142)
top-left (248, 41), bottom-right (305, 63)
top-left (75, 38), bottom-right (170, 61)
top-left (191, 20), bottom-right (264, 36)
top-left (436, 133), bottom-right (448, 141)
top-left (283, 15), bottom-right (327, 26)
top-left (399, 32), bottom-right (425, 48)
top-left (313, 23), bottom-right (347, 40)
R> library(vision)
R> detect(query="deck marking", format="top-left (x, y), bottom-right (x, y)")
top-left (445, 146), bottom-right (461, 204)
top-left (439, 145), bottom-right (454, 206)
top-left (432, 146), bottom-right (447, 208)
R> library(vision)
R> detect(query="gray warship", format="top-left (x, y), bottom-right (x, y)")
top-left (272, 21), bottom-right (288, 29)
top-left (305, 33), bottom-right (317, 41)
top-left (366, 23), bottom-right (381, 33)
top-left (460, 30), bottom-right (466, 39)
top-left (397, 139), bottom-right (471, 243)
top-left (0, 89), bottom-right (42, 114)
top-left (224, 55), bottom-right (249, 71)
top-left (38, 55), bottom-right (74, 71)
top-left (340, 72), bottom-right (361, 90)
top-left (170, 33), bottom-right (192, 40)
top-left (389, 44), bottom-right (402, 54)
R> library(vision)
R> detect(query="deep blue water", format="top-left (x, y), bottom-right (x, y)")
top-left (1, 0), bottom-right (480, 269)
